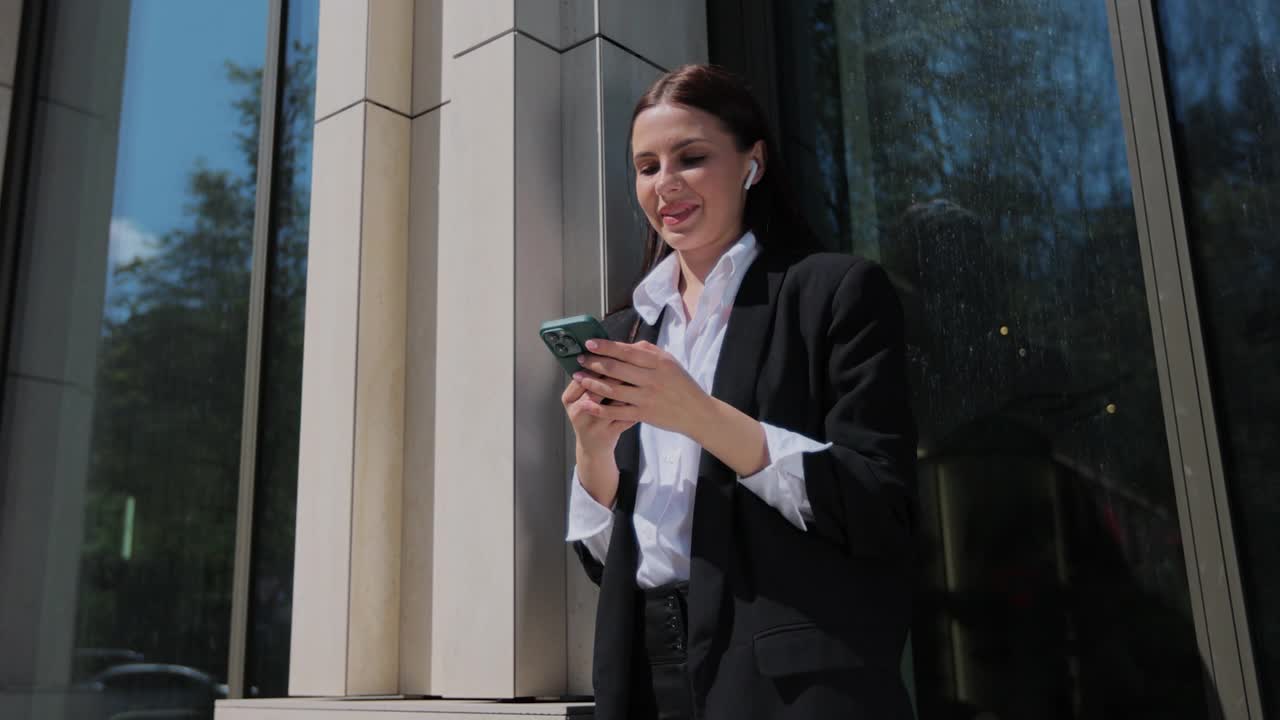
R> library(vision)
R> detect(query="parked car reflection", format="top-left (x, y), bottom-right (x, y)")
top-left (80, 663), bottom-right (227, 720)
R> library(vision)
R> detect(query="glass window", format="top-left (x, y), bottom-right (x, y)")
top-left (725, 0), bottom-right (1214, 716)
top-left (245, 0), bottom-right (319, 699)
top-left (0, 0), bottom-right (314, 716)
top-left (1156, 0), bottom-right (1280, 713)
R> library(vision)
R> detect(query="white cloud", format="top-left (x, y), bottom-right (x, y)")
top-left (108, 217), bottom-right (162, 268)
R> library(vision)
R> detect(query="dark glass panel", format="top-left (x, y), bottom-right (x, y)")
top-left (0, 1), bottom-right (267, 718)
top-left (1156, 0), bottom-right (1280, 713)
top-left (722, 0), bottom-right (1215, 716)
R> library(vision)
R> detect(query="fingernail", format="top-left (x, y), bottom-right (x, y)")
top-left (572, 372), bottom-right (584, 381)
top-left (577, 355), bottom-right (587, 364)
top-left (585, 340), bottom-right (599, 350)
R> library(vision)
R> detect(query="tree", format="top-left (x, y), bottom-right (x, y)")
top-left (74, 38), bottom-right (316, 706)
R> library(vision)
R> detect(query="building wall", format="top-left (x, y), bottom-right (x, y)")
top-left (286, 0), bottom-right (706, 700)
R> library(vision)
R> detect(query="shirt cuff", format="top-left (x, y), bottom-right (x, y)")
top-left (738, 423), bottom-right (832, 531)
top-left (566, 468), bottom-right (614, 563)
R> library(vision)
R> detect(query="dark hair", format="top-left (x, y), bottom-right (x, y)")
top-left (623, 64), bottom-right (818, 297)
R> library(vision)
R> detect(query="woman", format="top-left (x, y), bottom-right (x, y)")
top-left (562, 64), bottom-right (918, 720)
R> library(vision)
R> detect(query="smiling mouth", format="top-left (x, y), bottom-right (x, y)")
top-left (660, 204), bottom-right (699, 227)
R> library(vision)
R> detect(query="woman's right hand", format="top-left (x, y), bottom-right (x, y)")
top-left (562, 374), bottom-right (635, 507)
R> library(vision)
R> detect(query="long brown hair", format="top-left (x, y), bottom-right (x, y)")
top-left (621, 64), bottom-right (818, 306)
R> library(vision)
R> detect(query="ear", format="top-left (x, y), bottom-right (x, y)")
top-left (749, 140), bottom-right (767, 185)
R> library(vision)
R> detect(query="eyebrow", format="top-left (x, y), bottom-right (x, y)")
top-left (632, 137), bottom-right (709, 162)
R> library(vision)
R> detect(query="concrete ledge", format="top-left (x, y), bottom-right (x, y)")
top-left (216, 698), bottom-right (594, 719)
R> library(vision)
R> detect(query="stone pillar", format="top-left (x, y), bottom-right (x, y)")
top-left (426, 0), bottom-right (566, 698)
top-left (286, 0), bottom-right (706, 702)
top-left (288, 0), bottom-right (412, 697)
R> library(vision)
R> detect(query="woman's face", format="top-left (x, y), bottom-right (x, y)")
top-left (631, 102), bottom-right (763, 259)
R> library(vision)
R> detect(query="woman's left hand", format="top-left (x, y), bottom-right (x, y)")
top-left (572, 338), bottom-right (709, 438)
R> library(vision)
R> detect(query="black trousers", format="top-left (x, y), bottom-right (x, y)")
top-left (629, 581), bottom-right (696, 720)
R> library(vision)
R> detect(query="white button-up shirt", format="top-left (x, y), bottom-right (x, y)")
top-left (565, 231), bottom-right (831, 589)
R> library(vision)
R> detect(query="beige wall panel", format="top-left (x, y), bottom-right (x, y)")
top-left (598, 0), bottom-right (707, 70)
top-left (0, 378), bottom-right (92, 692)
top-left (442, 0), bottom-right (514, 58)
top-left (599, 42), bottom-right (661, 316)
top-left (559, 41), bottom-right (604, 319)
top-left (431, 34), bottom-right (517, 697)
top-left (290, 105), bottom-right (365, 696)
top-left (347, 104), bottom-right (411, 694)
top-left (512, 0), bottom-right (561, 50)
top-left (367, 0), bottom-right (413, 115)
top-left (512, 34), bottom-right (565, 696)
top-left (401, 107), bottom-right (442, 693)
top-left (8, 100), bottom-right (114, 390)
top-left (315, 0), bottom-right (371, 120)
top-left (0, 0), bottom-right (20, 85)
top-left (558, 39), bottom-right (604, 696)
top-left (559, 0), bottom-right (596, 50)
top-left (413, 0), bottom-right (444, 114)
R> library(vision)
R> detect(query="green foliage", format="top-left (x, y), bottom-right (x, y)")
top-left (73, 42), bottom-right (315, 688)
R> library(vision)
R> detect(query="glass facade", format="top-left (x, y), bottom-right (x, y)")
top-left (714, 0), bottom-right (1223, 716)
top-left (0, 0), bottom-right (315, 717)
top-left (1157, 0), bottom-right (1280, 713)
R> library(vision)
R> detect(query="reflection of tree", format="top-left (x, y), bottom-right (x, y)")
top-left (770, 0), bottom-right (1215, 717)
top-left (1158, 0), bottom-right (1280, 708)
top-left (74, 40), bottom-right (314, 699)
top-left (790, 0), bottom-right (1176, 566)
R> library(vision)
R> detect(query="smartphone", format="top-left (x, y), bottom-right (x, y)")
top-left (540, 314), bottom-right (610, 377)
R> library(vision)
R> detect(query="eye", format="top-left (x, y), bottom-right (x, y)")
top-left (683, 155), bottom-right (706, 166)
top-left (638, 164), bottom-right (658, 176)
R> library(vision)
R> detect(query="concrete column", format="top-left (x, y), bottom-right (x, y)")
top-left (559, 0), bottom-right (707, 694)
top-left (288, 0), bottom-right (706, 703)
top-left (426, 0), bottom-right (565, 698)
top-left (399, 0), bottom-right (442, 695)
top-left (289, 0), bottom-right (412, 698)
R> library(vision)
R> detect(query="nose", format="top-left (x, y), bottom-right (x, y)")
top-left (655, 164), bottom-right (682, 196)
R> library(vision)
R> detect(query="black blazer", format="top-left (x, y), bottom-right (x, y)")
top-left (574, 247), bottom-right (919, 720)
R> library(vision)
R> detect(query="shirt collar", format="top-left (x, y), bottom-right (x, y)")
top-left (632, 230), bottom-right (761, 325)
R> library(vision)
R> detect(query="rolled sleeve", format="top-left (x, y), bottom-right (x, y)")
top-left (566, 468), bottom-right (614, 563)
top-left (738, 422), bottom-right (832, 531)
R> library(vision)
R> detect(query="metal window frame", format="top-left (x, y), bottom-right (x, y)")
top-left (227, 0), bottom-right (286, 700)
top-left (707, 0), bottom-right (1264, 717)
top-left (1105, 1), bottom-right (1261, 717)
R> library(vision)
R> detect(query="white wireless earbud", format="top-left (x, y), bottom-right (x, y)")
top-left (744, 159), bottom-right (759, 190)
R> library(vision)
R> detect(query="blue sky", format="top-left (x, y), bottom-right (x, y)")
top-left (110, 0), bottom-right (271, 259)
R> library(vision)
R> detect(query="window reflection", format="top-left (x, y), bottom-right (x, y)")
top-left (0, 1), bottom-right (280, 718)
top-left (1157, 0), bottom-right (1280, 713)
top-left (762, 0), bottom-right (1211, 716)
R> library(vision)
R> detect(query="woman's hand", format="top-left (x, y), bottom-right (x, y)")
top-left (562, 377), bottom-right (635, 454)
top-left (572, 339), bottom-right (711, 439)
top-left (562, 377), bottom-right (634, 508)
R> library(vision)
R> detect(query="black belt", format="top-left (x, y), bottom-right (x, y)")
top-left (634, 581), bottom-right (695, 720)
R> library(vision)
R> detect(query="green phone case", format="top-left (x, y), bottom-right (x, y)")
top-left (540, 314), bottom-right (610, 377)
